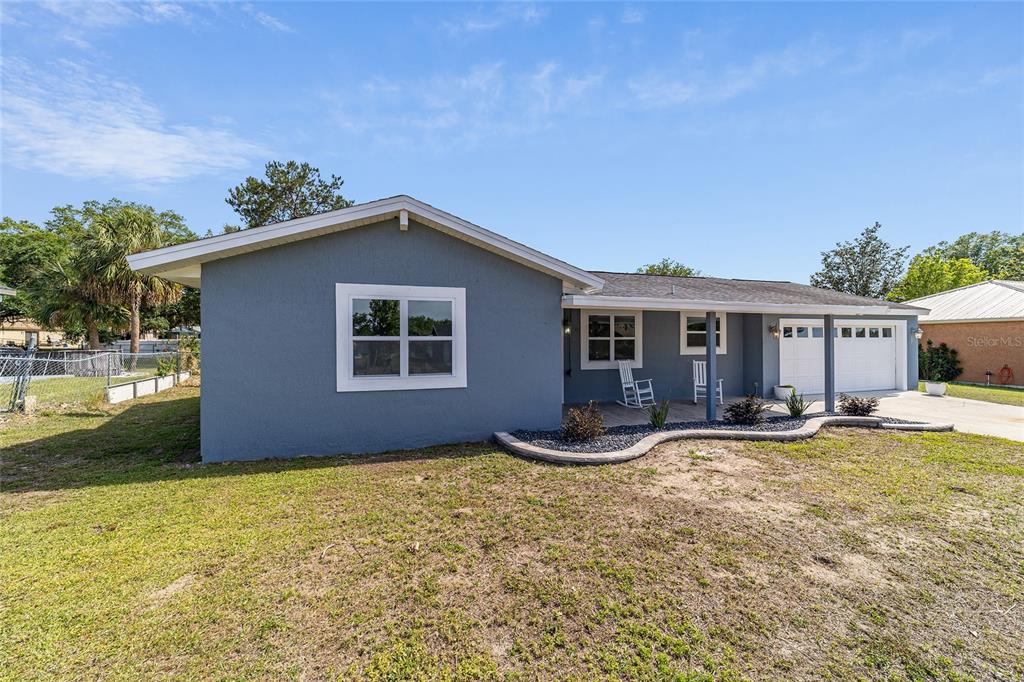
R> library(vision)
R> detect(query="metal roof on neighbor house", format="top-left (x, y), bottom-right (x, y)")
top-left (907, 280), bottom-right (1024, 323)
top-left (581, 271), bottom-right (926, 311)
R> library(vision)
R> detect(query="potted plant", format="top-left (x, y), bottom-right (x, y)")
top-left (773, 384), bottom-right (795, 400)
top-left (919, 340), bottom-right (962, 397)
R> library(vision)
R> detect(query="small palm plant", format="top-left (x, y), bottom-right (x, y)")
top-left (647, 398), bottom-right (672, 429)
top-left (784, 388), bottom-right (811, 417)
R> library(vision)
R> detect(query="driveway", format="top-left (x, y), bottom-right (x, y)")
top-left (768, 390), bottom-right (1024, 441)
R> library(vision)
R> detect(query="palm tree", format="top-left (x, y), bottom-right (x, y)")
top-left (26, 261), bottom-right (125, 349)
top-left (81, 207), bottom-right (181, 354)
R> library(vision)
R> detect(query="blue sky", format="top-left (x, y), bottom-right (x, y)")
top-left (2, 1), bottom-right (1021, 282)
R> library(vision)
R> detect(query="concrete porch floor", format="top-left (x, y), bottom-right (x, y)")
top-left (563, 397), bottom-right (749, 427)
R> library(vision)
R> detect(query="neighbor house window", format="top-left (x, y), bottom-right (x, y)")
top-left (336, 283), bottom-right (466, 391)
top-left (580, 310), bottom-right (642, 369)
top-left (680, 313), bottom-right (727, 355)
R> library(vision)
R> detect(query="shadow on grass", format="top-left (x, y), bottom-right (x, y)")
top-left (2, 394), bottom-right (495, 494)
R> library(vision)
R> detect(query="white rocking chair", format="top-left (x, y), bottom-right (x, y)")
top-left (618, 360), bottom-right (655, 408)
top-left (692, 360), bottom-right (724, 405)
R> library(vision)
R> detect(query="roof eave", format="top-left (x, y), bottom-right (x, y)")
top-left (127, 196), bottom-right (604, 292)
top-left (562, 294), bottom-right (924, 316)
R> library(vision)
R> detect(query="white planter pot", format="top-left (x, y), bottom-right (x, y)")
top-left (924, 381), bottom-right (947, 396)
top-left (774, 386), bottom-right (794, 401)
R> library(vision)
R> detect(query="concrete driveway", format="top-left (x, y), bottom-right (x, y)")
top-left (768, 390), bottom-right (1024, 441)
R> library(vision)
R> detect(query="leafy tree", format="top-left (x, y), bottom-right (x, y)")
top-left (0, 218), bottom-right (73, 326)
top-left (226, 160), bottom-right (353, 228)
top-left (923, 231), bottom-right (1024, 279)
top-left (887, 254), bottom-right (989, 302)
top-left (25, 261), bottom-right (125, 349)
top-left (48, 199), bottom-right (195, 246)
top-left (157, 286), bottom-right (201, 330)
top-left (636, 258), bottom-right (701, 277)
top-left (81, 206), bottom-right (182, 354)
top-left (809, 222), bottom-right (909, 299)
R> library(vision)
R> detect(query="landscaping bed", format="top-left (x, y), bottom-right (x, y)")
top-left (512, 413), bottom-right (923, 453)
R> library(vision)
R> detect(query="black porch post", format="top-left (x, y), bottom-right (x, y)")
top-left (824, 314), bottom-right (835, 412)
top-left (706, 310), bottom-right (717, 422)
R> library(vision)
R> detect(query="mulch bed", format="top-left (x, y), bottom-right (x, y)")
top-left (511, 412), bottom-right (922, 453)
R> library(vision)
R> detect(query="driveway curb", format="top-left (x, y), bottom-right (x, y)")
top-left (495, 416), bottom-right (955, 465)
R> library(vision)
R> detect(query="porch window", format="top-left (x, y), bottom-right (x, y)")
top-left (580, 310), bottom-right (642, 370)
top-left (336, 283), bottom-right (466, 391)
top-left (679, 313), bottom-right (727, 355)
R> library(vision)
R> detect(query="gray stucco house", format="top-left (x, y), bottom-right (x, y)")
top-left (129, 196), bottom-right (926, 462)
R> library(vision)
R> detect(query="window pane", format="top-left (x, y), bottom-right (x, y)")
top-left (686, 332), bottom-right (706, 347)
top-left (409, 340), bottom-right (453, 375)
top-left (588, 315), bottom-right (610, 338)
top-left (614, 315), bottom-right (635, 338)
top-left (869, 327), bottom-right (880, 338)
top-left (353, 299), bottom-right (400, 336)
top-left (408, 300), bottom-right (452, 336)
top-left (841, 327), bottom-right (852, 338)
top-left (614, 339), bottom-right (635, 360)
top-left (783, 326), bottom-right (793, 338)
top-left (812, 327), bottom-right (824, 338)
top-left (353, 340), bottom-right (400, 376)
top-left (588, 339), bottom-right (610, 361)
top-left (855, 327), bottom-right (866, 338)
top-left (882, 328), bottom-right (892, 338)
top-left (686, 317), bottom-right (707, 333)
top-left (797, 326), bottom-right (808, 338)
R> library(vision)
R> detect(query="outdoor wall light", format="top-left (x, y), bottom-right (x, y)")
top-left (563, 322), bottom-right (572, 336)
top-left (914, 328), bottom-right (924, 340)
top-left (769, 323), bottom-right (780, 340)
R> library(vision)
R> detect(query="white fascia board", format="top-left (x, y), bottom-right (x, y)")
top-left (562, 295), bottom-right (921, 316)
top-left (127, 195), bottom-right (604, 292)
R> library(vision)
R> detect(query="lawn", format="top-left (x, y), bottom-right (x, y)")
top-left (0, 370), bottom-right (162, 411)
top-left (2, 383), bottom-right (1022, 680)
top-left (917, 380), bottom-right (1024, 407)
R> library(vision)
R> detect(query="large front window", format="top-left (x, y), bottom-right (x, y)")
top-left (581, 310), bottom-right (642, 369)
top-left (679, 313), bottom-right (727, 355)
top-left (337, 284), bottom-right (466, 391)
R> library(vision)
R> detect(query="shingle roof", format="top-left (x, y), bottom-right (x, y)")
top-left (587, 271), bottom-right (924, 310)
top-left (907, 280), bottom-right (1024, 322)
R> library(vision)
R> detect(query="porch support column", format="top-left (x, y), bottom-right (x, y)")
top-left (824, 314), bottom-right (835, 413)
top-left (706, 310), bottom-right (718, 422)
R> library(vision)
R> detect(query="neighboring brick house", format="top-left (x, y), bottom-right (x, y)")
top-left (908, 280), bottom-right (1024, 387)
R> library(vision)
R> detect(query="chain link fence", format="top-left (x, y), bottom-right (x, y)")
top-left (0, 348), bottom-right (199, 412)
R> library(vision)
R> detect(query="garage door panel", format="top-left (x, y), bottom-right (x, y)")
top-left (780, 322), bottom-right (897, 394)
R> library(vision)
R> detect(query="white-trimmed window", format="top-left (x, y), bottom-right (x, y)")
top-left (679, 312), bottom-right (727, 355)
top-left (581, 310), bottom-right (642, 370)
top-left (336, 283), bottom-right (467, 392)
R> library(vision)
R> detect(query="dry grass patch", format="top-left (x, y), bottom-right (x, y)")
top-left (1, 388), bottom-right (1021, 680)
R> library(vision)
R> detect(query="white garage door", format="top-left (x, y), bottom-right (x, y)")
top-left (779, 321), bottom-right (898, 394)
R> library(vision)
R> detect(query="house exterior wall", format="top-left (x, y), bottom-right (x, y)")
top-left (200, 217), bottom-right (564, 462)
top-left (919, 320), bottom-right (1024, 385)
top-left (562, 310), bottom-right (749, 403)
top-left (562, 311), bottom-right (920, 403)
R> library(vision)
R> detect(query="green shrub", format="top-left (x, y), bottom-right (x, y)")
top-left (837, 394), bottom-right (879, 416)
top-left (156, 356), bottom-right (177, 377)
top-left (785, 388), bottom-right (811, 417)
top-left (562, 401), bottom-right (605, 442)
top-left (647, 399), bottom-right (671, 429)
top-left (723, 395), bottom-right (768, 425)
top-left (919, 340), bottom-right (962, 383)
top-left (178, 337), bottom-right (200, 372)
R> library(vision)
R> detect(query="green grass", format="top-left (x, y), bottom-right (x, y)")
top-left (918, 380), bottom-right (1024, 407)
top-left (2, 383), bottom-right (1022, 680)
top-left (11, 370), bottom-right (161, 409)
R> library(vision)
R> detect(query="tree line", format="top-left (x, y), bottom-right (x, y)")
top-left (0, 161), bottom-right (351, 350)
top-left (637, 223), bottom-right (1022, 301)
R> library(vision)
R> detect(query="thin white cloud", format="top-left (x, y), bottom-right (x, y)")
top-left (1, 58), bottom-right (268, 184)
top-left (240, 2), bottom-right (293, 33)
top-left (441, 3), bottom-right (547, 36)
top-left (621, 6), bottom-right (646, 25)
top-left (628, 39), bottom-right (839, 108)
top-left (323, 60), bottom-right (602, 148)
